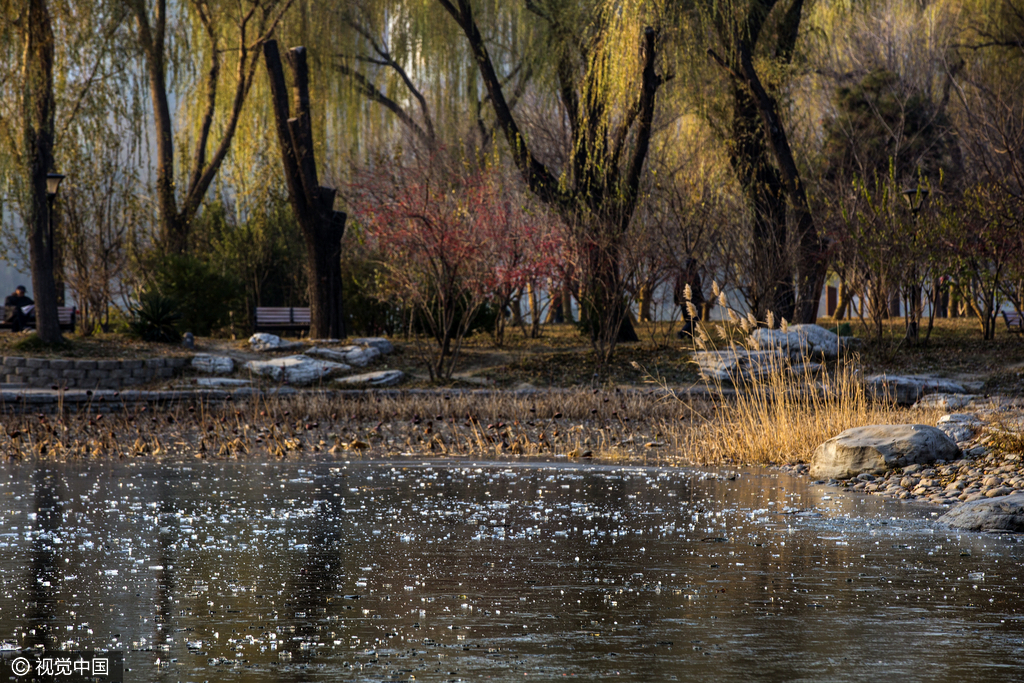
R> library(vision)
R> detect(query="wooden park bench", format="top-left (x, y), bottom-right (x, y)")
top-left (1002, 310), bottom-right (1023, 334)
top-left (0, 306), bottom-right (76, 332)
top-left (253, 306), bottom-right (311, 335)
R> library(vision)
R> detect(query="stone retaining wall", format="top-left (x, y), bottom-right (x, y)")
top-left (2, 356), bottom-right (189, 390)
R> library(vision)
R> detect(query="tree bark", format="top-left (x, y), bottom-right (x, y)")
top-left (264, 41), bottom-right (346, 339)
top-left (22, 0), bottom-right (62, 344)
top-left (735, 39), bottom-right (828, 324)
top-left (729, 83), bottom-right (794, 323)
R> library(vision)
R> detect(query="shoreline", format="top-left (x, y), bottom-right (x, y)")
top-left (1, 384), bottom-right (1021, 523)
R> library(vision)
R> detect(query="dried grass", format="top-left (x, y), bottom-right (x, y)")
top-left (0, 365), bottom-right (936, 466)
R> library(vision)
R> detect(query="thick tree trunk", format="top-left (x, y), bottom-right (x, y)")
top-left (264, 41), bottom-right (346, 339)
top-left (306, 213), bottom-right (347, 339)
top-left (23, 0), bottom-right (62, 344)
top-left (735, 42), bottom-right (828, 324)
top-left (730, 85), bottom-right (794, 323)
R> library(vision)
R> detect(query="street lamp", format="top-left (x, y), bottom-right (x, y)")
top-left (46, 173), bottom-right (65, 307)
top-left (46, 173), bottom-right (65, 199)
top-left (901, 186), bottom-right (930, 344)
top-left (902, 187), bottom-right (930, 216)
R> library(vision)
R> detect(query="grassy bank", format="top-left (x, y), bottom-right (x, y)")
top-left (0, 316), bottom-right (1007, 464)
top-left (0, 362), bottom-right (940, 466)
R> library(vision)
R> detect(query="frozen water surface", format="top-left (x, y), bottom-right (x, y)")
top-left (0, 459), bottom-right (1022, 682)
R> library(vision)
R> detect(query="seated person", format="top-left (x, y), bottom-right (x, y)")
top-left (4, 285), bottom-right (34, 332)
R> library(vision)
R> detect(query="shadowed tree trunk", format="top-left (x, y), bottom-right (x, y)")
top-left (264, 41), bottom-right (347, 339)
top-left (22, 0), bottom-right (62, 344)
top-left (709, 0), bottom-right (828, 326)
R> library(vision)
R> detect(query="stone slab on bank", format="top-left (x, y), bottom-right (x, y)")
top-left (866, 374), bottom-right (967, 405)
top-left (939, 492), bottom-right (1024, 532)
top-left (811, 424), bottom-right (961, 480)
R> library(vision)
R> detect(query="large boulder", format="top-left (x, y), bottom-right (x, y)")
top-left (248, 333), bottom-right (305, 352)
top-left (191, 354), bottom-right (234, 374)
top-left (690, 349), bottom-right (787, 382)
top-left (939, 492), bottom-right (1024, 532)
top-left (244, 355), bottom-right (349, 385)
top-left (810, 424), bottom-right (961, 480)
top-left (748, 324), bottom-right (851, 360)
top-left (351, 337), bottom-right (395, 355)
top-left (866, 374), bottom-right (966, 406)
top-left (335, 370), bottom-right (405, 387)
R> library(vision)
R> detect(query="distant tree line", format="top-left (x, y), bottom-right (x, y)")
top-left (0, 0), bottom-right (1020, 358)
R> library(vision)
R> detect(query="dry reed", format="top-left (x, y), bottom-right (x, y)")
top-left (0, 343), bottom-right (938, 464)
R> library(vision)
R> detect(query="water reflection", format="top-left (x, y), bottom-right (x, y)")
top-left (0, 459), bottom-right (1022, 682)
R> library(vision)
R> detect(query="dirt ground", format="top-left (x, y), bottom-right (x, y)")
top-left (1, 317), bottom-right (1022, 392)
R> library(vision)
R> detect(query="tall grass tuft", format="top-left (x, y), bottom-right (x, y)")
top-left (667, 307), bottom-right (940, 466)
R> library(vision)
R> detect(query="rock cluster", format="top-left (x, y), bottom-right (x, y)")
top-left (748, 323), bottom-right (853, 360)
top-left (804, 398), bottom-right (1024, 531)
top-left (838, 454), bottom-right (1024, 506)
top-left (192, 335), bottom-right (404, 387)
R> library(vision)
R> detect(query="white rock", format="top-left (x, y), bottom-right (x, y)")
top-left (249, 333), bottom-right (283, 351)
top-left (810, 424), bottom-right (961, 480)
top-left (690, 349), bottom-right (787, 381)
top-left (913, 393), bottom-right (976, 411)
top-left (195, 377), bottom-right (250, 387)
top-left (248, 333), bottom-right (305, 352)
top-left (351, 337), bottom-right (394, 354)
top-left (936, 413), bottom-right (985, 444)
top-left (866, 374), bottom-right (966, 406)
top-left (335, 370), bottom-right (405, 387)
top-left (343, 346), bottom-right (382, 367)
top-left (748, 324), bottom-right (851, 360)
top-left (305, 346), bottom-right (352, 363)
top-left (244, 355), bottom-right (349, 385)
top-left (191, 354), bottom-right (234, 374)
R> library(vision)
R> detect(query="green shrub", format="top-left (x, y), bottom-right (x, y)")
top-left (128, 292), bottom-right (182, 343)
top-left (149, 254), bottom-right (241, 336)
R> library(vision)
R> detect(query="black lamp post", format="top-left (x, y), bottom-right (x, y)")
top-left (902, 187), bottom-right (929, 217)
top-left (46, 173), bottom-right (64, 306)
top-left (901, 187), bottom-right (930, 343)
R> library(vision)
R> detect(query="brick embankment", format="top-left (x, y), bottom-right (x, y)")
top-left (1, 356), bottom-right (189, 389)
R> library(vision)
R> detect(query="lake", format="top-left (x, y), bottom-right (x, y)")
top-left (0, 458), bottom-right (1022, 682)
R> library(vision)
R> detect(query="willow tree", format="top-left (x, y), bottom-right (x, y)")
top-left (18, 0), bottom-right (61, 342)
top-left (694, 0), bottom-right (826, 324)
top-left (334, 0), bottom-right (668, 359)
top-left (128, 0), bottom-right (293, 255)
